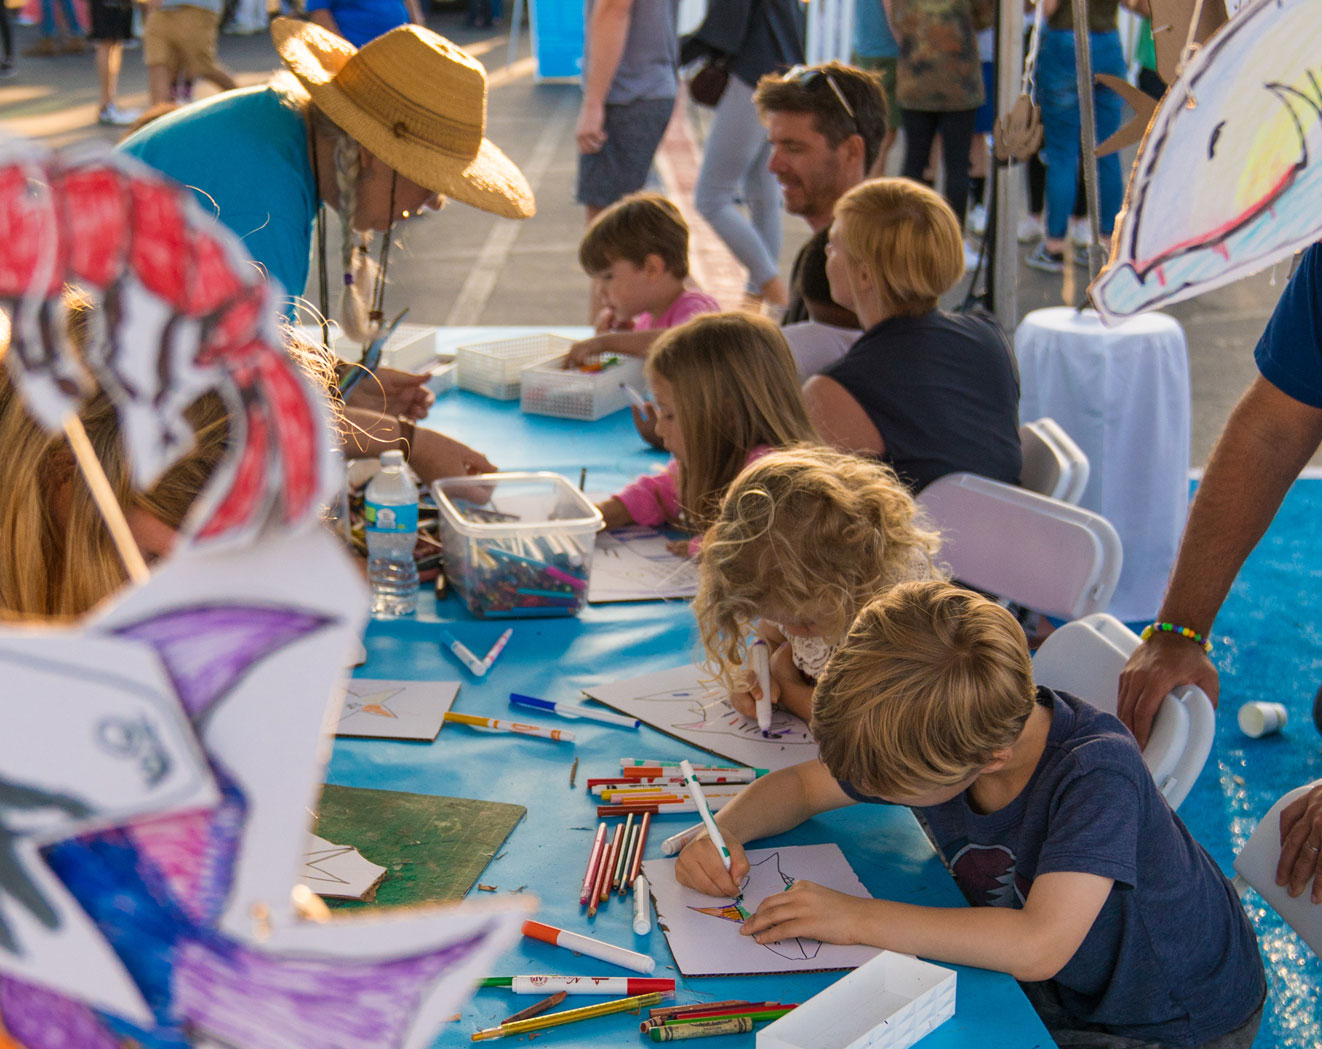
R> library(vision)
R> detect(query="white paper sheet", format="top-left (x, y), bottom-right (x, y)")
top-left (335, 679), bottom-right (460, 742)
top-left (642, 844), bottom-right (881, 976)
top-left (302, 834), bottom-right (389, 901)
top-left (583, 665), bottom-right (818, 771)
top-left (587, 527), bottom-right (699, 603)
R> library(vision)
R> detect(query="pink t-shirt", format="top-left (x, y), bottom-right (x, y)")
top-left (613, 445), bottom-right (771, 556)
top-left (633, 288), bottom-right (721, 331)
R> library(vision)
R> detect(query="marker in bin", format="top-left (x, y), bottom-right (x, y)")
top-left (620, 383), bottom-right (650, 412)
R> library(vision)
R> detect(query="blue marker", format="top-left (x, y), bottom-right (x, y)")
top-left (509, 693), bottom-right (640, 729)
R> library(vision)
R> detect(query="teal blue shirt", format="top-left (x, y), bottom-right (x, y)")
top-left (119, 86), bottom-right (319, 309)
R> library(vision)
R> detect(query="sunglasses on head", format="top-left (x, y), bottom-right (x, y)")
top-left (781, 65), bottom-right (859, 130)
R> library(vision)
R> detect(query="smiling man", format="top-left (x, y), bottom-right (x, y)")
top-left (752, 61), bottom-right (889, 324)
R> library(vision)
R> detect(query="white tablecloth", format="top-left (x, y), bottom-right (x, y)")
top-left (1015, 308), bottom-right (1191, 622)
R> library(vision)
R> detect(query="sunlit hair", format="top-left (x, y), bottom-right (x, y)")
top-left (812, 581), bottom-right (1036, 800)
top-left (752, 61), bottom-right (889, 170)
top-left (0, 293), bottom-right (339, 621)
top-left (645, 312), bottom-right (817, 536)
top-left (694, 445), bottom-right (940, 687)
top-left (579, 193), bottom-right (690, 279)
top-left (832, 178), bottom-right (965, 318)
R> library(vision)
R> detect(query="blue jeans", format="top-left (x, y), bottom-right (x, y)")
top-left (40, 0), bottom-right (83, 37)
top-left (1036, 28), bottom-right (1126, 240)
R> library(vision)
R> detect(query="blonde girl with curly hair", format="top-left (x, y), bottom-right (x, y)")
top-left (597, 312), bottom-right (819, 557)
top-left (693, 444), bottom-right (942, 721)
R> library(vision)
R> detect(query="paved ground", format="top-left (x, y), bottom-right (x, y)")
top-left (0, 8), bottom-right (1290, 465)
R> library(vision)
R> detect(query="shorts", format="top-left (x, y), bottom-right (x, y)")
top-left (143, 6), bottom-right (223, 78)
top-left (852, 54), bottom-right (899, 136)
top-left (576, 96), bottom-right (674, 209)
top-left (88, 0), bottom-right (134, 42)
top-left (974, 60), bottom-right (996, 134)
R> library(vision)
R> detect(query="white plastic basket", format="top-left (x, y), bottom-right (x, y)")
top-left (521, 355), bottom-right (646, 421)
top-left (455, 334), bottom-right (575, 400)
top-left (757, 952), bottom-right (956, 1049)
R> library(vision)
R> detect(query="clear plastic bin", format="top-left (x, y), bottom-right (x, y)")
top-left (521, 355), bottom-right (646, 421)
top-left (431, 472), bottom-right (604, 618)
top-left (292, 321), bottom-right (440, 369)
top-left (455, 334), bottom-right (576, 400)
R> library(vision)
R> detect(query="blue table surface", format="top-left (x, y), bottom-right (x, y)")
top-left (328, 379), bottom-right (1056, 1049)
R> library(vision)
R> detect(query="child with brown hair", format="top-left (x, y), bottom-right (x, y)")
top-left (677, 580), bottom-right (1266, 1049)
top-left (568, 192), bottom-right (720, 368)
top-left (596, 312), bottom-right (816, 557)
top-left (694, 444), bottom-right (940, 722)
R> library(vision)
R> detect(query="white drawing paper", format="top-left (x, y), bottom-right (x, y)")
top-left (642, 844), bottom-right (880, 976)
top-left (335, 678), bottom-right (460, 742)
top-left (583, 665), bottom-right (818, 771)
top-left (587, 527), bottom-right (699, 603)
top-left (302, 834), bottom-right (389, 901)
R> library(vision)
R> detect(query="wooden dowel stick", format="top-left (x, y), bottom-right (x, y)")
top-left (63, 414), bottom-right (150, 584)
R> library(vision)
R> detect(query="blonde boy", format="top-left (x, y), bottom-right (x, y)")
top-left (677, 581), bottom-right (1265, 1049)
top-left (568, 193), bottom-right (719, 368)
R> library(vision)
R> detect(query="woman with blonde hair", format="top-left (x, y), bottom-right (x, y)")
top-left (694, 443), bottom-right (941, 722)
top-left (803, 177), bottom-right (1021, 492)
top-left (597, 312), bottom-right (818, 556)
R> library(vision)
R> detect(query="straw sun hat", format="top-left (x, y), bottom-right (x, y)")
top-left (270, 17), bottom-right (535, 220)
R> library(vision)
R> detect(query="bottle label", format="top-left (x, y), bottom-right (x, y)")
top-left (365, 500), bottom-right (418, 534)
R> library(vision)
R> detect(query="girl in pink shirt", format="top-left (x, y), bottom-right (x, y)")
top-left (597, 313), bottom-right (818, 556)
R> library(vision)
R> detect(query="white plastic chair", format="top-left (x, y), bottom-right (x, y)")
top-left (1032, 614), bottom-right (1216, 811)
top-left (1233, 779), bottom-right (1322, 958)
top-left (1020, 417), bottom-right (1091, 504)
top-left (917, 472), bottom-right (1123, 621)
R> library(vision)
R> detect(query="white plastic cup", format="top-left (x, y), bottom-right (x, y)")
top-left (1237, 702), bottom-right (1288, 738)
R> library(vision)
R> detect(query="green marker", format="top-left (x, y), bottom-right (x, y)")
top-left (479, 977), bottom-right (513, 988)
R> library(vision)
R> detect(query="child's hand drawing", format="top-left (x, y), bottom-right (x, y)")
top-left (729, 668), bottom-right (780, 722)
top-left (675, 831), bottom-right (748, 899)
top-left (741, 879), bottom-right (868, 948)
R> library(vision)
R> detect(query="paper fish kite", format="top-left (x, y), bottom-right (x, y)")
top-left (1091, 0), bottom-right (1322, 323)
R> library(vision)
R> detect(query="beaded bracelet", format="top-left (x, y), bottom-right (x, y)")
top-left (1140, 621), bottom-right (1213, 654)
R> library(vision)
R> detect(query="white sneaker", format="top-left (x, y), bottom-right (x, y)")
top-left (98, 103), bottom-right (141, 127)
top-left (966, 203), bottom-right (988, 237)
top-left (1017, 214), bottom-right (1045, 243)
top-left (1069, 216), bottom-right (1091, 244)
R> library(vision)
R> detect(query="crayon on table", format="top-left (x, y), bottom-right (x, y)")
top-left (579, 822), bottom-right (608, 906)
top-left (632, 874), bottom-right (651, 934)
top-left (500, 991), bottom-right (566, 1025)
top-left (502, 975), bottom-right (674, 995)
top-left (680, 760), bottom-right (731, 871)
top-left (522, 920), bottom-right (656, 973)
top-left (648, 1017), bottom-right (754, 1041)
top-left (471, 990), bottom-right (664, 1041)
top-left (443, 711), bottom-right (575, 742)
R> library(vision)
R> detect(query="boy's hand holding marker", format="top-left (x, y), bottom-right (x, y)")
top-left (739, 879), bottom-right (869, 948)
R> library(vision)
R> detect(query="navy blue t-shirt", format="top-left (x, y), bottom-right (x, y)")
top-left (1254, 243), bottom-right (1322, 407)
top-left (821, 309), bottom-right (1022, 492)
top-left (839, 689), bottom-right (1264, 1047)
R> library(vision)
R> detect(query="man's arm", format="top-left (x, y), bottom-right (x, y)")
top-left (576, 0), bottom-right (634, 155)
top-left (802, 375), bottom-right (886, 457)
top-left (1118, 375), bottom-right (1322, 745)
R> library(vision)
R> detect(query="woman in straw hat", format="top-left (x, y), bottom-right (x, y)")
top-left (120, 18), bottom-right (533, 356)
top-left (119, 18), bottom-right (532, 456)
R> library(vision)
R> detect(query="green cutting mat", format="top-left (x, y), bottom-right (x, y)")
top-left (314, 784), bottom-right (526, 909)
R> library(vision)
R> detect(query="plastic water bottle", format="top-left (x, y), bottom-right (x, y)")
top-left (364, 450), bottom-right (419, 617)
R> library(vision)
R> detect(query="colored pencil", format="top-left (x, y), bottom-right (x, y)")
top-left (579, 822), bottom-right (608, 906)
top-left (612, 813), bottom-right (636, 891)
top-left (500, 991), bottom-right (566, 1025)
top-left (471, 990), bottom-right (664, 1041)
top-left (617, 818), bottom-right (640, 896)
top-left (666, 1007), bottom-right (795, 1025)
top-left (589, 824), bottom-right (621, 917)
top-left (628, 811), bottom-right (651, 887)
top-left (521, 920), bottom-right (656, 973)
top-left (442, 711), bottom-right (574, 742)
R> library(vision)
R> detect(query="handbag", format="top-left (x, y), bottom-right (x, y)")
top-left (688, 54), bottom-right (733, 107)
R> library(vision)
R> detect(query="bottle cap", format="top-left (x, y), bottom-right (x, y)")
top-left (380, 449), bottom-right (406, 467)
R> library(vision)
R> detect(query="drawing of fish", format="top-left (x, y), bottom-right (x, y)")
top-left (1091, 0), bottom-right (1322, 322)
